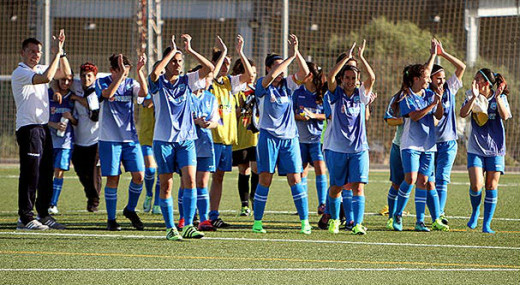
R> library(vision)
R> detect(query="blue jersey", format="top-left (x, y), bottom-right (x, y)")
top-left (48, 89), bottom-right (74, 149)
top-left (149, 72), bottom-right (205, 143)
top-left (323, 85), bottom-right (370, 154)
top-left (255, 76), bottom-right (300, 139)
top-left (95, 76), bottom-right (141, 142)
top-left (464, 91), bottom-right (511, 157)
top-left (191, 90), bottom-right (219, 158)
top-left (384, 95), bottom-right (404, 147)
top-left (292, 85), bottom-right (324, 143)
top-left (399, 88), bottom-right (437, 152)
top-left (431, 74), bottom-right (462, 143)
top-left (323, 92), bottom-right (332, 120)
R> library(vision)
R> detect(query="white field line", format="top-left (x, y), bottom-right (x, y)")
top-left (1, 231), bottom-right (519, 251)
top-left (0, 268), bottom-right (518, 272)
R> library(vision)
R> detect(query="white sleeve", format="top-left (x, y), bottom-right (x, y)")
top-left (358, 84), bottom-right (370, 105)
top-left (12, 67), bottom-right (36, 86)
top-left (187, 71), bottom-right (206, 91)
top-left (132, 80), bottom-right (141, 98)
top-left (446, 74), bottom-right (463, 94)
top-left (208, 98), bottom-right (220, 123)
top-left (501, 95), bottom-right (512, 120)
top-left (229, 75), bottom-right (246, 95)
top-left (286, 75), bottom-right (300, 91)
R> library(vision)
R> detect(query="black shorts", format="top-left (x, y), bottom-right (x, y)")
top-left (232, 146), bottom-right (257, 166)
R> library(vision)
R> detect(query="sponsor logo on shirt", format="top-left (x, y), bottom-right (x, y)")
top-left (50, 107), bottom-right (72, 115)
top-left (109, 95), bottom-right (133, 102)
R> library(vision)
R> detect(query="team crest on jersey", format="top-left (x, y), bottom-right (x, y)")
top-left (490, 102), bottom-right (497, 110)
top-left (353, 96), bottom-right (360, 103)
top-left (178, 84), bottom-right (186, 94)
top-left (270, 94), bottom-right (276, 103)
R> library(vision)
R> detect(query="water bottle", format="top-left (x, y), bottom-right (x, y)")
top-left (56, 117), bottom-right (69, 137)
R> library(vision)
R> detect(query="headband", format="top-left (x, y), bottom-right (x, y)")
top-left (479, 70), bottom-right (492, 85)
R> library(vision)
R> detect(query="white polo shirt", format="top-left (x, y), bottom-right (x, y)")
top-left (11, 62), bottom-right (49, 131)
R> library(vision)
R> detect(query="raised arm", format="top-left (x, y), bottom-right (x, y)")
top-left (136, 54), bottom-right (148, 97)
top-left (236, 35), bottom-right (255, 84)
top-left (150, 35), bottom-right (177, 82)
top-left (495, 82), bottom-right (511, 121)
top-left (261, 35), bottom-right (300, 88)
top-left (212, 36), bottom-right (228, 78)
top-left (101, 54), bottom-right (126, 99)
top-left (182, 34), bottom-right (215, 79)
top-left (327, 42), bottom-right (356, 92)
top-left (357, 40), bottom-right (375, 94)
top-left (32, 31), bottom-right (65, 84)
top-left (436, 39), bottom-right (466, 81)
top-left (424, 38), bottom-right (437, 74)
top-left (54, 30), bottom-right (72, 79)
top-left (460, 81), bottom-right (479, 118)
top-left (292, 35), bottom-right (309, 81)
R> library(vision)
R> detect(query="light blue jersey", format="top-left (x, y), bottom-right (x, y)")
top-left (323, 85), bottom-right (370, 154)
top-left (95, 76), bottom-right (141, 142)
top-left (292, 85), bottom-right (324, 143)
top-left (191, 90), bottom-right (219, 158)
top-left (255, 76), bottom-right (299, 139)
top-left (48, 89), bottom-right (74, 149)
top-left (384, 94), bottom-right (404, 146)
top-left (149, 71), bottom-right (205, 143)
top-left (399, 88), bottom-right (437, 152)
top-left (432, 74), bottom-right (462, 143)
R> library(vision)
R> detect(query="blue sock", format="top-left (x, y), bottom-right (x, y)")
top-left (153, 176), bottom-right (160, 207)
top-left (144, 167), bottom-right (156, 197)
top-left (208, 210), bottom-right (219, 221)
top-left (127, 181), bottom-right (143, 212)
top-left (291, 183), bottom-right (308, 220)
top-left (352, 195), bottom-right (365, 225)
top-left (324, 187), bottom-right (330, 215)
top-left (301, 176), bottom-right (308, 192)
top-left (159, 197), bottom-right (175, 229)
top-left (329, 195), bottom-right (341, 220)
top-left (483, 189), bottom-right (497, 233)
top-left (183, 188), bottom-right (197, 226)
top-left (316, 175), bottom-right (327, 205)
top-left (197, 187), bottom-right (209, 222)
top-left (436, 181), bottom-right (448, 215)
top-left (104, 186), bottom-right (118, 220)
top-left (468, 188), bottom-right (482, 229)
top-left (414, 188), bottom-right (427, 223)
top-left (426, 190), bottom-right (441, 221)
top-left (51, 178), bottom-right (64, 206)
top-left (341, 190), bottom-right (354, 223)
top-left (387, 185), bottom-right (398, 218)
top-left (177, 188), bottom-right (184, 219)
top-left (395, 181), bottom-right (414, 216)
top-left (253, 185), bottom-right (270, 221)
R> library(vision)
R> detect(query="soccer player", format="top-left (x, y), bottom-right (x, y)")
top-left (95, 53), bottom-right (148, 231)
top-left (426, 39), bottom-right (466, 224)
top-left (208, 35), bottom-right (254, 228)
top-left (324, 40), bottom-right (375, 235)
top-left (460, 69), bottom-right (511, 234)
top-left (292, 62), bottom-right (327, 215)
top-left (12, 31), bottom-right (70, 230)
top-left (252, 34), bottom-right (311, 234)
top-left (149, 34), bottom-right (215, 240)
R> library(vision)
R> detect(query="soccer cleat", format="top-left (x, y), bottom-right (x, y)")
top-left (432, 218), bottom-right (450, 232)
top-left (198, 220), bottom-right (217, 231)
top-left (386, 218), bottom-right (394, 230)
top-left (39, 216), bottom-right (66, 230)
top-left (252, 220), bottom-right (266, 233)
top-left (151, 205), bottom-right (161, 214)
top-left (317, 204), bottom-right (326, 215)
top-left (177, 218), bottom-right (185, 230)
top-left (48, 206), bottom-right (59, 215)
top-left (87, 203), bottom-right (98, 213)
top-left (123, 207), bottom-right (144, 230)
top-left (414, 222), bottom-right (430, 232)
top-left (482, 227), bottom-right (495, 234)
top-left (211, 218), bottom-right (231, 228)
top-left (344, 220), bottom-right (354, 231)
top-left (392, 215), bottom-right (403, 231)
top-left (240, 206), bottom-right (251, 216)
top-left (318, 214), bottom-right (331, 230)
top-left (379, 205), bottom-right (389, 216)
top-left (328, 219), bottom-right (340, 234)
top-left (351, 223), bottom-right (367, 235)
top-left (181, 225), bottom-right (204, 239)
top-left (440, 213), bottom-right (449, 225)
top-left (300, 220), bottom-right (312, 235)
top-left (143, 196), bottom-right (153, 213)
top-left (107, 219), bottom-right (121, 231)
top-left (166, 227), bottom-right (183, 241)
top-left (16, 219), bottom-right (49, 231)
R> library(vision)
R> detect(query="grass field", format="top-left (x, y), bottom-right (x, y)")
top-left (0, 165), bottom-right (519, 284)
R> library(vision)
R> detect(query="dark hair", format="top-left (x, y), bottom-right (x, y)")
top-left (478, 68), bottom-right (509, 96)
top-left (109, 54), bottom-right (131, 71)
top-left (307, 61), bottom-right (325, 104)
top-left (335, 52), bottom-right (358, 66)
top-left (189, 64), bottom-right (203, 73)
top-left (431, 64), bottom-right (444, 76)
top-left (231, 58), bottom-right (256, 76)
top-left (264, 53), bottom-right (283, 74)
top-left (80, 62), bottom-right (98, 76)
top-left (22, 38), bottom-right (42, 50)
top-left (337, 65), bottom-right (360, 85)
top-left (390, 90), bottom-right (402, 117)
top-left (401, 64), bottom-right (426, 95)
top-left (211, 47), bottom-right (224, 63)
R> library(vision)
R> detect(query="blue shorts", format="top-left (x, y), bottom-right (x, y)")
top-left (257, 130), bottom-right (303, 175)
top-left (389, 143), bottom-right (404, 185)
top-left (153, 140), bottom-right (196, 175)
top-left (401, 149), bottom-right (434, 177)
top-left (197, 156), bottom-right (215, 173)
top-left (99, 141), bottom-right (145, 176)
top-left (434, 140), bottom-right (457, 183)
top-left (467, 153), bottom-right (505, 174)
top-left (53, 148), bottom-right (71, 171)
top-left (325, 149), bottom-right (369, 186)
top-left (300, 142), bottom-right (324, 165)
top-left (141, 144), bottom-right (154, 157)
top-left (214, 143), bottom-right (233, 172)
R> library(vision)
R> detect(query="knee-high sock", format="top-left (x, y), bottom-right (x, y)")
top-left (144, 167), bottom-right (156, 197)
top-left (352, 195), bottom-right (366, 225)
top-left (159, 197), bottom-right (175, 229)
top-left (253, 185), bottom-right (270, 221)
top-left (291, 183), bottom-right (308, 221)
top-left (395, 181), bottom-right (414, 216)
top-left (104, 186), bottom-right (118, 220)
top-left (238, 174), bottom-right (250, 207)
top-left (415, 188), bottom-right (427, 223)
top-left (483, 189), bottom-right (497, 233)
top-left (127, 181), bottom-right (143, 212)
top-left (436, 181), bottom-right (448, 215)
top-left (467, 188), bottom-right (482, 229)
top-left (329, 195), bottom-right (341, 220)
top-left (50, 178), bottom-right (64, 206)
top-left (250, 172), bottom-right (259, 200)
top-left (341, 190), bottom-right (354, 223)
top-left (387, 185), bottom-right (398, 218)
top-left (316, 175), bottom-right (327, 205)
top-left (426, 189), bottom-right (441, 221)
top-left (182, 188), bottom-right (197, 226)
top-left (324, 187), bottom-right (331, 215)
top-left (197, 187), bottom-right (209, 222)
top-left (177, 187), bottom-right (184, 219)
top-left (153, 176), bottom-right (160, 207)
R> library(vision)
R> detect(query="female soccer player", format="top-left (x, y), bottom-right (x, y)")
top-left (252, 34), bottom-right (311, 234)
top-left (324, 40), bottom-right (375, 235)
top-left (460, 69), bottom-right (511, 234)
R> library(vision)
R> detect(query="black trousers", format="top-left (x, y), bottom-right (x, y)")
top-left (71, 143), bottom-right (101, 206)
top-left (16, 124), bottom-right (54, 224)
